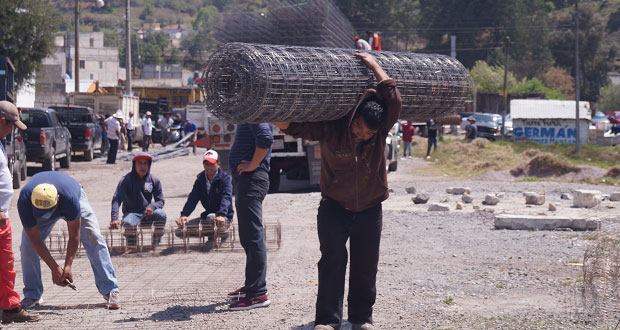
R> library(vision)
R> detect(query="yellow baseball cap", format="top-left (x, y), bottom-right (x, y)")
top-left (31, 183), bottom-right (59, 218)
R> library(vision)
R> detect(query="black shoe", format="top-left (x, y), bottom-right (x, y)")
top-left (2, 306), bottom-right (40, 323)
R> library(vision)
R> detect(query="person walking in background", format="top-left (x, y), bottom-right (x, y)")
top-left (18, 172), bottom-right (121, 310)
top-left (465, 116), bottom-right (478, 143)
top-left (425, 118), bottom-right (438, 159)
top-left (366, 31), bottom-right (382, 51)
top-left (142, 111), bottom-right (153, 152)
top-left (105, 111), bottom-right (123, 164)
top-left (0, 101), bottom-right (40, 323)
top-left (126, 112), bottom-right (134, 152)
top-left (157, 113), bottom-right (173, 147)
top-left (183, 119), bottom-right (198, 155)
top-left (227, 123), bottom-right (273, 311)
top-left (354, 36), bottom-right (371, 50)
top-left (401, 120), bottom-right (415, 159)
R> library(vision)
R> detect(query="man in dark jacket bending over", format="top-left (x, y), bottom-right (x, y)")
top-left (175, 150), bottom-right (234, 246)
top-left (109, 152), bottom-right (167, 245)
top-left (273, 52), bottom-right (402, 330)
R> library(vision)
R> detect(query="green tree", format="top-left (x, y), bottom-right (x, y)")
top-left (469, 61), bottom-right (516, 93)
top-left (598, 84), bottom-right (620, 112)
top-left (510, 77), bottom-right (565, 100)
top-left (0, 0), bottom-right (58, 87)
top-left (192, 6), bottom-right (221, 31)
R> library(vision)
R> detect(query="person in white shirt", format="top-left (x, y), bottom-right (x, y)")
top-left (142, 111), bottom-right (153, 152)
top-left (0, 101), bottom-right (40, 323)
top-left (105, 111), bottom-right (123, 164)
top-left (354, 36), bottom-right (371, 50)
top-left (156, 113), bottom-right (173, 146)
top-left (126, 112), bottom-right (134, 152)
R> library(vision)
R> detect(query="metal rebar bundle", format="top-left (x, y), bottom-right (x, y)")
top-left (214, 0), bottom-right (355, 49)
top-left (203, 43), bottom-right (473, 123)
top-left (582, 235), bottom-right (620, 324)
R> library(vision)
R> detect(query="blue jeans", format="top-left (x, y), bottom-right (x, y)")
top-left (121, 209), bottom-right (167, 237)
top-left (142, 135), bottom-right (151, 152)
top-left (426, 137), bottom-right (438, 157)
top-left (403, 141), bottom-right (412, 157)
top-left (233, 170), bottom-right (269, 298)
top-left (107, 138), bottom-right (118, 164)
top-left (20, 189), bottom-right (119, 300)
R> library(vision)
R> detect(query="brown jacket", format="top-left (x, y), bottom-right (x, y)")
top-left (284, 78), bottom-right (402, 212)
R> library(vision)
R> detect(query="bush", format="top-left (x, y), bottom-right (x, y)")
top-left (510, 77), bottom-right (566, 100)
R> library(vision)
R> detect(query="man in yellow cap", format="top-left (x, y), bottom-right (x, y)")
top-left (17, 172), bottom-right (120, 310)
top-left (0, 101), bottom-right (39, 323)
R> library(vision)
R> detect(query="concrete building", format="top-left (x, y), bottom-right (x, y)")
top-left (160, 24), bottom-right (190, 47)
top-left (511, 99), bottom-right (591, 145)
top-left (609, 72), bottom-right (620, 85)
top-left (141, 64), bottom-right (183, 79)
top-left (65, 31), bottom-right (125, 88)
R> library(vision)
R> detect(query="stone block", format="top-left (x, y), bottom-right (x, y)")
top-left (548, 203), bottom-right (557, 211)
top-left (573, 190), bottom-right (602, 208)
top-left (494, 214), bottom-right (601, 231)
top-left (610, 192), bottom-right (620, 202)
top-left (524, 192), bottom-right (545, 205)
top-left (462, 194), bottom-right (473, 203)
top-left (405, 186), bottom-right (416, 194)
top-left (428, 204), bottom-right (450, 212)
top-left (412, 194), bottom-right (429, 204)
top-left (446, 187), bottom-right (471, 195)
top-left (482, 194), bottom-right (499, 205)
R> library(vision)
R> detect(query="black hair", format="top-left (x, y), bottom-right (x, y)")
top-left (354, 98), bottom-right (386, 131)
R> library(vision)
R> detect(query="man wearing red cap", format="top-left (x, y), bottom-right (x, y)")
top-left (175, 150), bottom-right (234, 246)
top-left (354, 36), bottom-right (371, 50)
top-left (110, 152), bottom-right (167, 245)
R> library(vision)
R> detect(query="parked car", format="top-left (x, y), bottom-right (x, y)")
top-left (466, 113), bottom-right (503, 140)
top-left (20, 107), bottom-right (72, 171)
top-left (50, 105), bottom-right (103, 161)
top-left (591, 111), bottom-right (611, 131)
top-left (504, 114), bottom-right (513, 136)
top-left (3, 126), bottom-right (27, 188)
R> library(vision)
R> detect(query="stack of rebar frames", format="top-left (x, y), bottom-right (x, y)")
top-left (214, 0), bottom-right (355, 49)
top-left (203, 43), bottom-right (473, 123)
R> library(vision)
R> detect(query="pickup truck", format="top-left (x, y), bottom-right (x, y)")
top-left (3, 126), bottom-right (27, 188)
top-left (50, 106), bottom-right (102, 161)
top-left (20, 108), bottom-right (72, 171)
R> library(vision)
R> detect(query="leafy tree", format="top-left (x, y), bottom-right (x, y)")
top-left (139, 4), bottom-right (154, 23)
top-left (542, 67), bottom-right (575, 99)
top-left (598, 84), bottom-right (620, 112)
top-left (510, 77), bottom-right (566, 100)
top-left (0, 0), bottom-right (58, 87)
top-left (469, 61), bottom-right (516, 93)
top-left (192, 6), bottom-right (221, 31)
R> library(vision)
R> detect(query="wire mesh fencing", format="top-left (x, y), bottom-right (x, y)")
top-left (214, 0), bottom-right (355, 49)
top-left (202, 43), bottom-right (473, 123)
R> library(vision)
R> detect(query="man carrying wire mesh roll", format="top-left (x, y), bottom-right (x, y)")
top-left (273, 52), bottom-right (401, 330)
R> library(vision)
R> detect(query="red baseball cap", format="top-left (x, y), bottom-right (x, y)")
top-left (202, 150), bottom-right (218, 164)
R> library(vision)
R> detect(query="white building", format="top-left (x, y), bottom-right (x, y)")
top-left (66, 31), bottom-right (125, 88)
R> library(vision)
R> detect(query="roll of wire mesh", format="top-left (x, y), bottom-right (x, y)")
top-left (203, 43), bottom-right (473, 123)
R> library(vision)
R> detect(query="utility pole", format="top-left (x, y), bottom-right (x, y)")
top-left (125, 0), bottom-right (132, 95)
top-left (575, 1), bottom-right (581, 153)
top-left (74, 0), bottom-right (80, 93)
top-left (502, 36), bottom-right (510, 136)
top-left (450, 35), bottom-right (456, 58)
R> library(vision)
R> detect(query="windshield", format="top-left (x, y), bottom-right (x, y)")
top-left (20, 112), bottom-right (50, 128)
top-left (474, 114), bottom-right (501, 124)
top-left (51, 107), bottom-right (93, 123)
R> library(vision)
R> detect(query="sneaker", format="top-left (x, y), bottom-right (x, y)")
top-left (314, 325), bottom-right (335, 330)
top-left (104, 290), bottom-right (121, 309)
top-left (352, 323), bottom-right (375, 330)
top-left (228, 294), bottom-right (270, 311)
top-left (20, 297), bottom-right (42, 309)
top-left (227, 286), bottom-right (246, 299)
top-left (425, 155), bottom-right (431, 159)
top-left (2, 306), bottom-right (40, 323)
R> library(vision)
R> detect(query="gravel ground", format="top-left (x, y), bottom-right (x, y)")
top-left (3, 151), bottom-right (617, 329)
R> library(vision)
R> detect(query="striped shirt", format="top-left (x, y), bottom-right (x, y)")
top-left (229, 123), bottom-right (273, 175)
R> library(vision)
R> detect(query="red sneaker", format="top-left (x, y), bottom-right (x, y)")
top-left (227, 286), bottom-right (246, 299)
top-left (228, 294), bottom-right (271, 311)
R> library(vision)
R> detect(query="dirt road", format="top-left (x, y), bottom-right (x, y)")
top-left (4, 151), bottom-right (612, 329)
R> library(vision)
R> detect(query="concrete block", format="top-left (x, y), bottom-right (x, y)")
top-left (524, 192), bottom-right (545, 205)
top-left (405, 186), bottom-right (416, 194)
top-left (548, 203), bottom-right (557, 211)
top-left (482, 194), bottom-right (500, 205)
top-left (494, 214), bottom-right (601, 231)
top-left (462, 194), bottom-right (474, 203)
top-left (610, 192), bottom-right (620, 201)
top-left (446, 187), bottom-right (471, 195)
top-left (412, 194), bottom-right (429, 204)
top-left (573, 190), bottom-right (602, 208)
top-left (428, 204), bottom-right (450, 212)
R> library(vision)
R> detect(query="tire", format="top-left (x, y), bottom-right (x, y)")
top-left (12, 167), bottom-right (20, 189)
top-left (42, 148), bottom-right (56, 171)
top-left (20, 161), bottom-right (26, 181)
top-left (268, 166), bottom-right (281, 193)
top-left (84, 145), bottom-right (94, 161)
top-left (60, 146), bottom-right (71, 169)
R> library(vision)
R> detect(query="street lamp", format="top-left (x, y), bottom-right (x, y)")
top-left (74, 0), bottom-right (105, 93)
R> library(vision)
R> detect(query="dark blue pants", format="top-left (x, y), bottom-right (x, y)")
top-left (426, 137), bottom-right (438, 157)
top-left (233, 170), bottom-right (269, 298)
top-left (315, 198), bottom-right (382, 328)
top-left (143, 135), bottom-right (151, 152)
top-left (107, 139), bottom-right (118, 164)
top-left (127, 131), bottom-right (133, 152)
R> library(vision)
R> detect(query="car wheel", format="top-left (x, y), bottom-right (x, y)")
top-left (84, 145), bottom-right (94, 161)
top-left (12, 167), bottom-right (20, 189)
top-left (20, 161), bottom-right (26, 181)
top-left (42, 148), bottom-right (56, 171)
top-left (60, 146), bottom-right (71, 168)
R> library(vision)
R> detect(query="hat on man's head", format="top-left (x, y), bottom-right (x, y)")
top-left (202, 150), bottom-right (218, 164)
top-left (132, 152), bottom-right (152, 163)
top-left (113, 110), bottom-right (124, 119)
top-left (0, 101), bottom-right (27, 130)
top-left (354, 36), bottom-right (359, 42)
top-left (146, 111), bottom-right (152, 116)
top-left (31, 183), bottom-right (59, 218)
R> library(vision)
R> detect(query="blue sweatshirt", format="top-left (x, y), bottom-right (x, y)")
top-left (229, 123), bottom-right (273, 174)
top-left (181, 168), bottom-right (234, 219)
top-left (111, 160), bottom-right (165, 220)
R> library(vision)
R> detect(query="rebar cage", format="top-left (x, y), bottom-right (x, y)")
top-left (203, 43), bottom-right (473, 123)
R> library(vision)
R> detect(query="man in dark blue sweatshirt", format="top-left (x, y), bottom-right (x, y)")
top-left (175, 150), bottom-right (234, 245)
top-left (109, 152), bottom-right (167, 245)
top-left (227, 123), bottom-right (273, 311)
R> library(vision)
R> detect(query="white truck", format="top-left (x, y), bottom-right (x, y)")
top-left (68, 92), bottom-right (143, 143)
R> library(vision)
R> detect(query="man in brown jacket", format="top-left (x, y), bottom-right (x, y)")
top-left (273, 52), bottom-right (402, 330)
